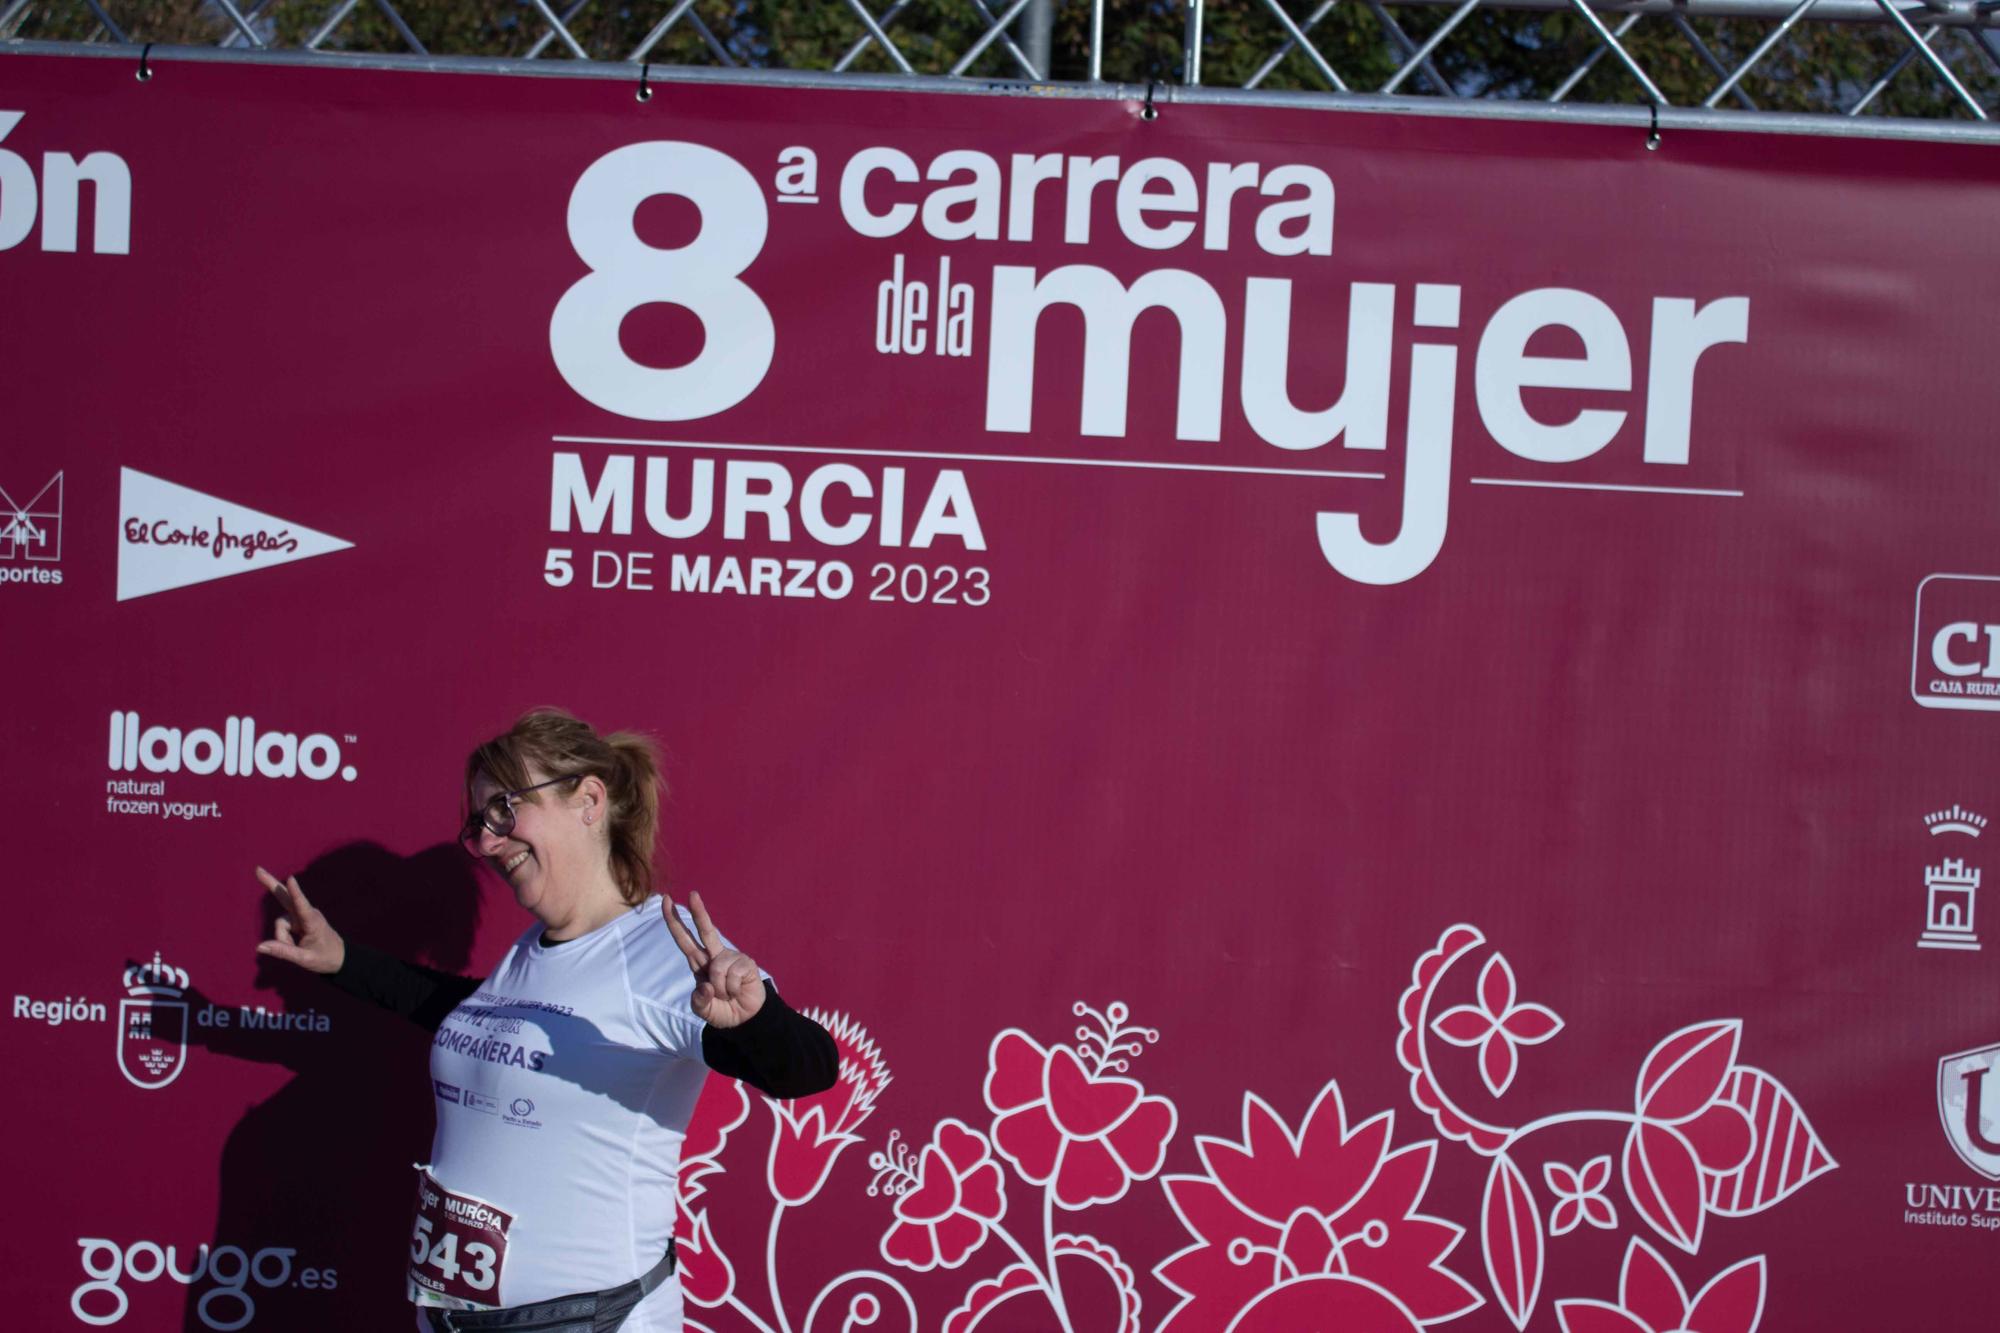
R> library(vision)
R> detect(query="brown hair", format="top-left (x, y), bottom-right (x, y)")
top-left (465, 708), bottom-right (666, 906)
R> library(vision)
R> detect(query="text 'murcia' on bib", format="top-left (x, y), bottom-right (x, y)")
top-left (408, 1165), bottom-right (513, 1309)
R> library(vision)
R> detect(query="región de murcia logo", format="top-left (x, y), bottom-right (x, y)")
top-left (117, 952), bottom-right (190, 1091)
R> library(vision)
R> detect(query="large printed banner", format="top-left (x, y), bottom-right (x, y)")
top-left (2, 50), bottom-right (1996, 1331)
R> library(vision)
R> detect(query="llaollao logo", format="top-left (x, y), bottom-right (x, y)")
top-left (107, 711), bottom-right (356, 782)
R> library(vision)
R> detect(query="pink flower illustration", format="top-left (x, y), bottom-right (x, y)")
top-left (876, 1119), bottom-right (1007, 1272)
top-left (1431, 954), bottom-right (1563, 1098)
top-left (1398, 926), bottom-right (1512, 1154)
top-left (1156, 1080), bottom-right (1483, 1331)
top-left (767, 1008), bottom-right (892, 1205)
top-left (944, 1265), bottom-right (1040, 1333)
top-left (1052, 1234), bottom-right (1142, 1333)
top-left (673, 1077), bottom-right (749, 1308)
top-left (673, 1208), bottom-right (734, 1308)
top-left (984, 1026), bottom-right (1176, 1208)
top-left (1543, 1156), bottom-right (1617, 1236)
top-left (1622, 1022), bottom-right (1757, 1253)
top-left (678, 1076), bottom-right (749, 1210)
top-left (1555, 1238), bottom-right (1766, 1333)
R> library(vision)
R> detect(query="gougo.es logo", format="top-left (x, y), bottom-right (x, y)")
top-left (71, 1238), bottom-right (336, 1330)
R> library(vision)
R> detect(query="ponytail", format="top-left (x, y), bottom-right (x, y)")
top-left (465, 709), bottom-right (669, 905)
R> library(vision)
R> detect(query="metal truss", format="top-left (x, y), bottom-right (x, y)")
top-left (4, 0), bottom-right (1998, 138)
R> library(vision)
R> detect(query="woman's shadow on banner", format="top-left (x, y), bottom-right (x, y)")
top-left (168, 842), bottom-right (482, 1332)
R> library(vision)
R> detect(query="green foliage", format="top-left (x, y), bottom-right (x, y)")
top-left (2, 0), bottom-right (1992, 118)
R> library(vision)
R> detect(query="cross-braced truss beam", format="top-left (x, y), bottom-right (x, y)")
top-left (3, 0), bottom-right (1997, 134)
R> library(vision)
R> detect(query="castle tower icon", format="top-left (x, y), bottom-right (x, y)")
top-left (1919, 858), bottom-right (1981, 951)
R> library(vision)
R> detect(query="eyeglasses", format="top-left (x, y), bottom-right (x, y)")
top-left (459, 774), bottom-right (582, 856)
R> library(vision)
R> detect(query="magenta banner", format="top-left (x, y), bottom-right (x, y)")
top-left (3, 50), bottom-right (1997, 1331)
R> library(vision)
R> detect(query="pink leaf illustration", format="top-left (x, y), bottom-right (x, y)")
top-left (1620, 1238), bottom-right (1690, 1330)
top-left (1503, 1004), bottom-right (1563, 1045)
top-left (1635, 1021), bottom-right (1741, 1123)
top-left (1481, 1152), bottom-right (1543, 1330)
top-left (1681, 1101), bottom-right (1754, 1175)
top-left (1622, 1122), bottom-right (1706, 1253)
top-left (1434, 1005), bottom-right (1497, 1046)
top-left (1685, 1254), bottom-right (1768, 1333)
top-left (1703, 1066), bottom-right (1839, 1217)
top-left (1480, 955), bottom-right (1518, 1016)
top-left (1555, 1303), bottom-right (1653, 1333)
top-left (1482, 1032), bottom-right (1520, 1097)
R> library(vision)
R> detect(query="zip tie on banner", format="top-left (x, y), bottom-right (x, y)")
top-left (136, 42), bottom-right (153, 83)
top-left (637, 60), bottom-right (653, 103)
top-left (1645, 100), bottom-right (1661, 151)
top-left (1141, 77), bottom-right (1159, 121)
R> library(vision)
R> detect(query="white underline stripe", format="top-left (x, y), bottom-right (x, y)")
top-left (1469, 477), bottom-right (1745, 497)
top-left (553, 436), bottom-right (1384, 481)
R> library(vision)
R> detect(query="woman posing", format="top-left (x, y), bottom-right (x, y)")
top-left (255, 709), bottom-right (838, 1332)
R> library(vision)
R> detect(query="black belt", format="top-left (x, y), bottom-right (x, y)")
top-left (424, 1240), bottom-right (676, 1333)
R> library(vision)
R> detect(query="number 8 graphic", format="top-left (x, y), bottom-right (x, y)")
top-left (551, 141), bottom-right (774, 420)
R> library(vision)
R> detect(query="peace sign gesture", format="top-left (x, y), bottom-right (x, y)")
top-left (252, 865), bottom-right (346, 975)
top-left (662, 891), bottom-right (765, 1029)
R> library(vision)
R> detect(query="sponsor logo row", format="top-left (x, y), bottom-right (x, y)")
top-left (15, 465), bottom-right (2000, 711)
top-left (3, 467), bottom-right (349, 600)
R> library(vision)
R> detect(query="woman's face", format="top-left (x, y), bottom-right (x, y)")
top-left (468, 768), bottom-right (594, 917)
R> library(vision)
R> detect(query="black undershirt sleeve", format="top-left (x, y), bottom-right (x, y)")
top-left (326, 940), bottom-right (482, 1033)
top-left (701, 984), bottom-right (840, 1099)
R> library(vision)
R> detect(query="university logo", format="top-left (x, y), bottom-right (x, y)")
top-left (116, 467), bottom-right (352, 601)
top-left (1913, 573), bottom-right (2000, 712)
top-left (1938, 1041), bottom-right (2000, 1181)
top-left (117, 952), bottom-right (190, 1091)
top-left (1, 470), bottom-right (61, 561)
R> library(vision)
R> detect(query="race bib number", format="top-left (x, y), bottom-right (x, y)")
top-left (408, 1167), bottom-right (512, 1307)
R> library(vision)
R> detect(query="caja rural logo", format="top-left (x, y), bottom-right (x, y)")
top-left (546, 139), bottom-right (1752, 586)
top-left (1913, 574), bottom-right (2000, 712)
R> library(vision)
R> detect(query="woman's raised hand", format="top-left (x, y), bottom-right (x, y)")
top-left (663, 891), bottom-right (765, 1029)
top-left (253, 866), bottom-right (346, 974)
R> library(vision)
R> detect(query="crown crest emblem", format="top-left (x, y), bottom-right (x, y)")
top-left (1926, 806), bottom-right (1988, 837)
top-left (123, 950), bottom-right (189, 996)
